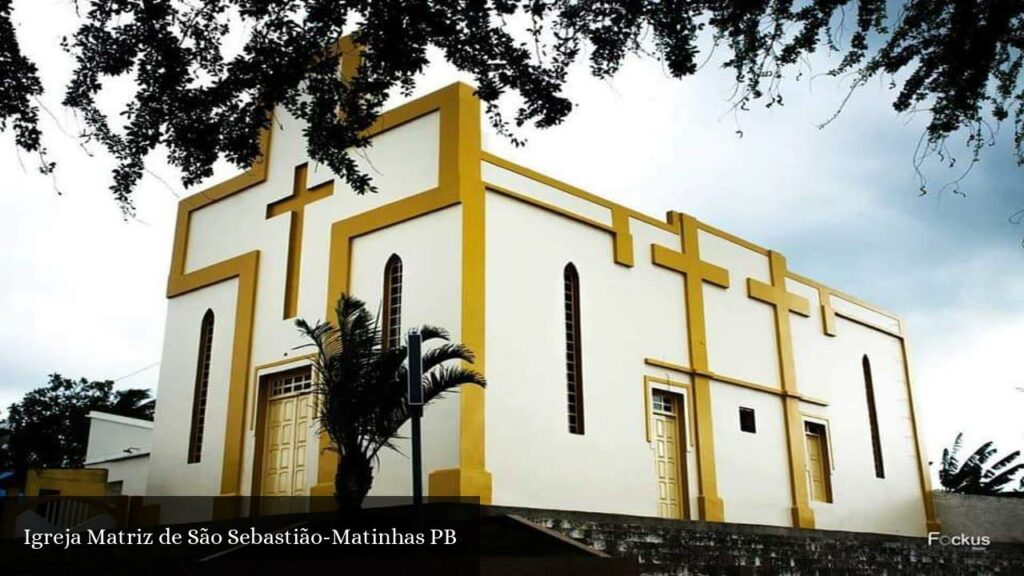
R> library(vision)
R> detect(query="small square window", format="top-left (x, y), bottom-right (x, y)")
top-left (739, 407), bottom-right (756, 433)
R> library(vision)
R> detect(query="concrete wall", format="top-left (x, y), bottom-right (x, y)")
top-left (84, 412), bottom-right (153, 496)
top-left (85, 412), bottom-right (152, 464)
top-left (25, 469), bottom-right (108, 497)
top-left (485, 184), bottom-right (686, 517)
top-left (933, 491), bottom-right (1024, 544)
top-left (86, 456), bottom-right (150, 496)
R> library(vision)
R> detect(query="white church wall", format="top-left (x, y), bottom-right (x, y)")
top-left (164, 99), bottom-right (450, 503)
top-left (698, 231), bottom-right (781, 389)
top-left (789, 281), bottom-right (927, 536)
top-left (485, 190), bottom-right (687, 516)
top-left (829, 295), bottom-right (902, 335)
top-left (147, 280), bottom-right (237, 523)
top-left (348, 206), bottom-right (464, 496)
top-left (184, 108), bottom-right (441, 274)
top-left (711, 381), bottom-right (793, 527)
top-left (482, 162), bottom-right (614, 227)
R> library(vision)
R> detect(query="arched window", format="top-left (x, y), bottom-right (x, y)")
top-left (188, 309), bottom-right (214, 464)
top-left (564, 263), bottom-right (584, 434)
top-left (382, 254), bottom-right (403, 351)
top-left (862, 355), bottom-right (885, 478)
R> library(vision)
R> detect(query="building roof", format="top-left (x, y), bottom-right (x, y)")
top-left (86, 411), bottom-right (154, 429)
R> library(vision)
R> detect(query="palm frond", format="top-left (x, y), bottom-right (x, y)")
top-left (422, 364), bottom-right (486, 403)
top-left (418, 325), bottom-right (451, 344)
top-left (947, 432), bottom-right (965, 472)
top-left (982, 450), bottom-right (1021, 480)
top-left (982, 463), bottom-right (1024, 493)
top-left (297, 293), bottom-right (487, 503)
top-left (421, 342), bottom-right (476, 374)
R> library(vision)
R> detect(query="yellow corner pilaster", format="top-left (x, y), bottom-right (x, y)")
top-left (611, 208), bottom-right (635, 267)
top-left (899, 330), bottom-right (942, 532)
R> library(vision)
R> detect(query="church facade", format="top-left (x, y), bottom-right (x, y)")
top-left (147, 80), bottom-right (938, 536)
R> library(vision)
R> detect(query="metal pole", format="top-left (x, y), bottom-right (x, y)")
top-left (407, 329), bottom-right (424, 507)
top-left (411, 405), bottom-right (423, 506)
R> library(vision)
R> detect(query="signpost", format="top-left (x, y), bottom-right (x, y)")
top-left (407, 328), bottom-right (424, 506)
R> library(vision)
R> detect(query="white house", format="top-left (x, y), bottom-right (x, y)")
top-left (145, 73), bottom-right (938, 536)
top-left (84, 411), bottom-right (152, 496)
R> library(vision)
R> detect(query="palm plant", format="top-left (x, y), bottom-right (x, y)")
top-left (296, 293), bottom-right (485, 512)
top-left (939, 432), bottom-right (1024, 496)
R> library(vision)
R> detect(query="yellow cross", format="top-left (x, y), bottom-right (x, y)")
top-left (266, 163), bottom-right (334, 319)
top-left (651, 211), bottom-right (729, 522)
top-left (746, 250), bottom-right (817, 528)
top-left (651, 212), bottom-right (729, 367)
top-left (746, 251), bottom-right (810, 392)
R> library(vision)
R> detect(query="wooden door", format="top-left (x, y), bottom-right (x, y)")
top-left (653, 391), bottom-right (686, 519)
top-left (261, 386), bottom-right (313, 514)
top-left (806, 428), bottom-right (831, 503)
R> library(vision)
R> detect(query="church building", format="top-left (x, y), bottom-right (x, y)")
top-left (146, 72), bottom-right (938, 536)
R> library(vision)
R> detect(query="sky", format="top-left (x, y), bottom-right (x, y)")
top-left (2, 2), bottom-right (1022, 479)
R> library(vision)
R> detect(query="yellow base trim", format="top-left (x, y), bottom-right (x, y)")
top-left (698, 495), bottom-right (725, 523)
top-left (428, 467), bottom-right (492, 504)
top-left (791, 504), bottom-right (815, 529)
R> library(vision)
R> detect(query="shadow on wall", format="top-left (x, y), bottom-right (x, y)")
top-left (932, 490), bottom-right (1024, 543)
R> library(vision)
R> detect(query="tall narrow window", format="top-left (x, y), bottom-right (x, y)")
top-left (188, 309), bottom-right (214, 464)
top-left (564, 263), bottom-right (584, 434)
top-left (862, 355), bottom-right (885, 478)
top-left (382, 254), bottom-right (403, 351)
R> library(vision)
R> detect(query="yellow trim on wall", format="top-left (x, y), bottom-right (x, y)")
top-left (167, 127), bottom-right (269, 519)
top-left (644, 358), bottom-right (828, 407)
top-left (249, 354), bottom-right (317, 432)
top-left (800, 412), bottom-right (837, 472)
top-left (643, 375), bottom-right (697, 448)
top-left (611, 209), bottom-right (636, 267)
top-left (786, 271), bottom-right (902, 338)
top-left (897, 324), bottom-right (941, 532)
top-left (487, 183), bottom-right (614, 233)
top-left (695, 220), bottom-right (769, 256)
top-left (314, 82), bottom-right (491, 503)
top-left (482, 151), bottom-right (672, 267)
top-left (481, 150), bottom-right (902, 336)
top-left (482, 152), bottom-right (676, 233)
